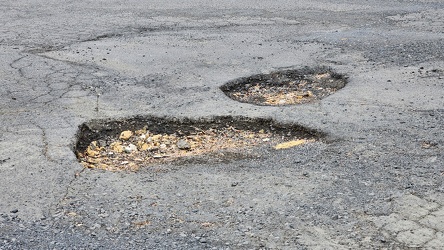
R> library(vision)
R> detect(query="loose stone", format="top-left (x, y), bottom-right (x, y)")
top-left (124, 144), bottom-right (137, 153)
top-left (119, 130), bottom-right (133, 140)
top-left (177, 139), bottom-right (191, 150)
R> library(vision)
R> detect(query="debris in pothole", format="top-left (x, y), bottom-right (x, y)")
top-left (124, 144), bottom-right (137, 153)
top-left (421, 141), bottom-right (438, 149)
top-left (76, 125), bottom-right (316, 171)
top-left (274, 139), bottom-right (314, 149)
top-left (119, 130), bottom-right (133, 140)
top-left (220, 67), bottom-right (347, 106)
top-left (133, 220), bottom-right (151, 228)
top-left (176, 139), bottom-right (191, 150)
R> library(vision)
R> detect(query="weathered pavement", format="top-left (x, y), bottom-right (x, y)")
top-left (1, 0), bottom-right (443, 249)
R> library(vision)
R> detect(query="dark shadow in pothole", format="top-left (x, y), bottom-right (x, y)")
top-left (220, 66), bottom-right (347, 106)
top-left (74, 116), bottom-right (326, 171)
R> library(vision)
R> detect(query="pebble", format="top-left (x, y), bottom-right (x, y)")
top-left (119, 130), bottom-right (133, 140)
top-left (97, 140), bottom-right (107, 147)
top-left (152, 134), bottom-right (162, 141)
top-left (176, 139), bottom-right (191, 150)
top-left (124, 144), bottom-right (137, 153)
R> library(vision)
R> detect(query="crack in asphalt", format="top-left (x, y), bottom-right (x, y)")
top-left (24, 19), bottom-right (305, 54)
top-left (0, 158), bottom-right (11, 164)
top-left (34, 124), bottom-right (54, 163)
top-left (58, 165), bottom-right (86, 209)
top-left (6, 52), bottom-right (118, 109)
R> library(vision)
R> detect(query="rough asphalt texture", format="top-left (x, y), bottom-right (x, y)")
top-left (1, 0), bottom-right (443, 249)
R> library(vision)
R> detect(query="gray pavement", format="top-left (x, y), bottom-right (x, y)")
top-left (1, 0), bottom-right (443, 249)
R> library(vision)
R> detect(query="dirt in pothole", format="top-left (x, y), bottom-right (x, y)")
top-left (220, 67), bottom-right (347, 106)
top-left (75, 117), bottom-right (320, 171)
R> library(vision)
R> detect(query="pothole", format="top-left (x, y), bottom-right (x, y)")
top-left (220, 66), bottom-right (347, 106)
top-left (75, 116), bottom-right (325, 171)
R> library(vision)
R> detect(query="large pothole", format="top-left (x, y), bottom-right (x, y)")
top-left (220, 66), bottom-right (347, 106)
top-left (75, 116), bottom-right (325, 171)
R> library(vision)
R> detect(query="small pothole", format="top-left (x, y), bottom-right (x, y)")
top-left (75, 116), bottom-right (324, 171)
top-left (220, 66), bottom-right (347, 106)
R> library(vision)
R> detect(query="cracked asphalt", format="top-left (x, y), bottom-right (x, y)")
top-left (1, 0), bottom-right (443, 249)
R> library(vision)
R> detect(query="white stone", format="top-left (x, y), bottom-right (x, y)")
top-left (124, 144), bottom-right (137, 153)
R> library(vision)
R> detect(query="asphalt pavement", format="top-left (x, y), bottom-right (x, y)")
top-left (1, 0), bottom-right (443, 249)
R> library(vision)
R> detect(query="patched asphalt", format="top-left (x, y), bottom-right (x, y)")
top-left (1, 0), bottom-right (443, 249)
